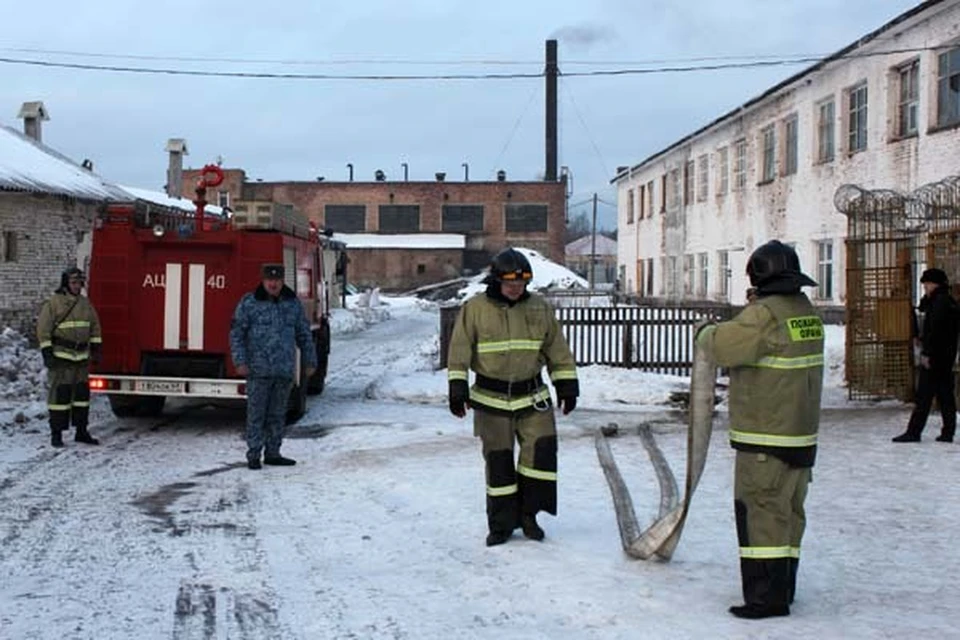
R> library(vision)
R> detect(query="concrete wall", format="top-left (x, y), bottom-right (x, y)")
top-left (616, 1), bottom-right (960, 306)
top-left (0, 192), bottom-right (98, 338)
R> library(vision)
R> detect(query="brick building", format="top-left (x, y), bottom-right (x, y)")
top-left (614, 0), bottom-right (960, 306)
top-left (0, 103), bottom-right (128, 336)
top-left (179, 168), bottom-right (568, 291)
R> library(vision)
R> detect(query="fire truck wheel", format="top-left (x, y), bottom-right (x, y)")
top-left (108, 394), bottom-right (165, 418)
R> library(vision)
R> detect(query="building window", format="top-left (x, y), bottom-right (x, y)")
top-left (441, 205), bottom-right (484, 232)
top-left (816, 240), bottom-right (833, 300)
top-left (627, 188), bottom-right (635, 224)
top-left (325, 204), bottom-right (366, 232)
top-left (697, 252), bottom-right (708, 296)
top-left (660, 175), bottom-right (667, 213)
top-left (683, 254), bottom-right (694, 295)
top-left (647, 180), bottom-right (655, 216)
top-left (697, 155), bottom-right (709, 201)
top-left (504, 204), bottom-right (548, 232)
top-left (684, 161), bottom-right (695, 206)
top-left (378, 204), bottom-right (421, 233)
top-left (898, 60), bottom-right (920, 137)
top-left (646, 257), bottom-right (654, 296)
top-left (760, 125), bottom-right (776, 183)
top-left (937, 47), bottom-right (960, 128)
top-left (717, 147), bottom-right (729, 195)
top-left (1, 231), bottom-right (17, 262)
top-left (783, 115), bottom-right (798, 176)
top-left (217, 190), bottom-right (230, 209)
top-left (817, 99), bottom-right (835, 163)
top-left (718, 250), bottom-right (730, 299)
top-left (670, 169), bottom-right (682, 209)
top-left (847, 82), bottom-right (868, 153)
top-left (733, 139), bottom-right (747, 190)
top-left (669, 256), bottom-right (679, 296)
top-left (660, 257), bottom-right (668, 295)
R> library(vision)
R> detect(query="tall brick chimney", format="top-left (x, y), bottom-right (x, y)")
top-left (165, 138), bottom-right (189, 198)
top-left (17, 101), bottom-right (49, 142)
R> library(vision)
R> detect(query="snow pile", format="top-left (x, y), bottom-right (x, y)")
top-left (456, 247), bottom-right (588, 300)
top-left (0, 327), bottom-right (46, 401)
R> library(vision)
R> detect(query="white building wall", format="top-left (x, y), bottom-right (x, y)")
top-left (617, 0), bottom-right (960, 306)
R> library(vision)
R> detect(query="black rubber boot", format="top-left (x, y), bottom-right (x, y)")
top-left (486, 531), bottom-right (510, 547)
top-left (50, 425), bottom-right (64, 448)
top-left (74, 425), bottom-right (99, 445)
top-left (892, 432), bottom-right (920, 443)
top-left (729, 603), bottom-right (790, 619)
top-left (263, 455), bottom-right (296, 466)
top-left (521, 514), bottom-right (545, 541)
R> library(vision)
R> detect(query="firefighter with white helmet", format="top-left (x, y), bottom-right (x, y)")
top-left (447, 248), bottom-right (579, 546)
top-left (37, 267), bottom-right (103, 447)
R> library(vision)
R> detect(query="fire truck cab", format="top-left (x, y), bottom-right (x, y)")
top-left (87, 194), bottom-right (344, 423)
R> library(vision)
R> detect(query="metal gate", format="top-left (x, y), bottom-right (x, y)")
top-left (836, 176), bottom-right (960, 401)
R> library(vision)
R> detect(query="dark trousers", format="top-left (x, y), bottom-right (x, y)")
top-left (46, 364), bottom-right (90, 431)
top-left (245, 376), bottom-right (292, 461)
top-left (906, 367), bottom-right (957, 439)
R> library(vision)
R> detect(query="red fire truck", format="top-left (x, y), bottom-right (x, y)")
top-left (87, 165), bottom-right (344, 423)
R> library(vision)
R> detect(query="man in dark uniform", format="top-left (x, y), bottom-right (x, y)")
top-left (892, 267), bottom-right (959, 443)
top-left (697, 240), bottom-right (824, 619)
top-left (447, 248), bottom-right (579, 546)
top-left (37, 267), bottom-right (103, 447)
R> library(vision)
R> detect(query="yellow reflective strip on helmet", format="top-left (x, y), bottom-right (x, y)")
top-left (52, 350), bottom-right (90, 362)
top-left (47, 403), bottom-right (71, 411)
top-left (518, 464), bottom-right (557, 482)
top-left (786, 316), bottom-right (824, 342)
top-left (487, 483), bottom-right (518, 497)
top-left (477, 339), bottom-right (543, 354)
top-left (739, 546), bottom-right (794, 560)
top-left (729, 429), bottom-right (818, 447)
top-left (550, 369), bottom-right (578, 381)
top-left (753, 354), bottom-right (824, 369)
top-left (39, 341), bottom-right (52, 348)
top-left (57, 320), bottom-right (91, 329)
top-left (448, 369), bottom-right (469, 382)
top-left (469, 387), bottom-right (551, 412)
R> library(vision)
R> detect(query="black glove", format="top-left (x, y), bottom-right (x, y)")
top-left (449, 380), bottom-right (469, 418)
top-left (558, 396), bottom-right (577, 415)
top-left (41, 346), bottom-right (54, 368)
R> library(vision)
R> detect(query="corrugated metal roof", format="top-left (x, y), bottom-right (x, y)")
top-left (0, 125), bottom-right (129, 201)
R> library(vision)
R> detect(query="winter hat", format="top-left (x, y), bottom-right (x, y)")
top-left (261, 264), bottom-right (285, 280)
top-left (920, 268), bottom-right (948, 286)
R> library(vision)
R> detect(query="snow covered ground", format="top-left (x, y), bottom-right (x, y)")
top-left (0, 296), bottom-right (957, 639)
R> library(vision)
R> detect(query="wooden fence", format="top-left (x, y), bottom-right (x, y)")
top-left (439, 303), bottom-right (735, 376)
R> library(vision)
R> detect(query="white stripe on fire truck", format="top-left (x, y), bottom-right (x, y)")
top-left (164, 263), bottom-right (182, 350)
top-left (188, 264), bottom-right (206, 350)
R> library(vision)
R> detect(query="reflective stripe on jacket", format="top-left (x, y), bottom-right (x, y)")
top-left (447, 292), bottom-right (577, 414)
top-left (36, 293), bottom-right (102, 363)
top-left (699, 293), bottom-right (824, 467)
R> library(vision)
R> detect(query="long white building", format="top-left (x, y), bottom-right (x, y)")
top-left (614, 0), bottom-right (960, 306)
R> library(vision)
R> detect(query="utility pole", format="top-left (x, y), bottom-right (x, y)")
top-left (590, 193), bottom-right (598, 289)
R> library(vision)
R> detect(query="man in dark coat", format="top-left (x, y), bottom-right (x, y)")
top-left (893, 268), bottom-right (959, 443)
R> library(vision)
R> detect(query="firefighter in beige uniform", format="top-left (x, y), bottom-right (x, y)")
top-left (37, 268), bottom-right (103, 447)
top-left (697, 241), bottom-right (824, 620)
top-left (447, 248), bottom-right (579, 547)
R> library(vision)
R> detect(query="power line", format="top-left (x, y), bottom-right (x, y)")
top-left (562, 83), bottom-right (610, 180)
top-left (0, 45), bottom-right (946, 81)
top-left (491, 83), bottom-right (541, 173)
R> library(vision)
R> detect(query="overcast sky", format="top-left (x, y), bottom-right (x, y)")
top-left (0, 0), bottom-right (921, 229)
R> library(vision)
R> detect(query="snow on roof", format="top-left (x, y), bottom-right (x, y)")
top-left (0, 125), bottom-right (128, 201)
top-left (457, 246), bottom-right (588, 299)
top-left (334, 233), bottom-right (465, 250)
top-left (119, 184), bottom-right (225, 216)
top-left (565, 234), bottom-right (617, 257)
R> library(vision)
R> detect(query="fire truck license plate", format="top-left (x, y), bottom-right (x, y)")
top-left (134, 380), bottom-right (185, 394)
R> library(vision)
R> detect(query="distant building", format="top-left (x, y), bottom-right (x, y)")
top-left (0, 102), bottom-right (127, 335)
top-left (179, 167), bottom-right (568, 291)
top-left (565, 234), bottom-right (617, 286)
top-left (614, 0), bottom-right (960, 306)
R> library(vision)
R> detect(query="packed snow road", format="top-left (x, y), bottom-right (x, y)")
top-left (2, 299), bottom-right (959, 639)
